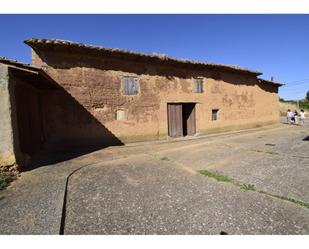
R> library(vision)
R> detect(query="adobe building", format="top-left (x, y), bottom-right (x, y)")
top-left (0, 38), bottom-right (283, 168)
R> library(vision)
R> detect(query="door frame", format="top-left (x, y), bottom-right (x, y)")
top-left (167, 102), bottom-right (196, 138)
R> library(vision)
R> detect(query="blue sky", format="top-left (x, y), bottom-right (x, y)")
top-left (0, 14), bottom-right (308, 100)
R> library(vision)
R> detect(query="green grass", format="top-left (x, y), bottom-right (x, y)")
top-left (198, 169), bottom-right (233, 183)
top-left (266, 151), bottom-right (279, 155)
top-left (239, 183), bottom-right (256, 191)
top-left (258, 191), bottom-right (309, 209)
top-left (160, 156), bottom-right (169, 161)
top-left (252, 150), bottom-right (279, 155)
top-left (198, 168), bottom-right (309, 209)
top-left (199, 170), bottom-right (255, 191)
top-left (0, 175), bottom-right (15, 191)
top-left (274, 195), bottom-right (309, 209)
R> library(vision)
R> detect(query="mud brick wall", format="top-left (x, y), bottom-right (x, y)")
top-left (31, 49), bottom-right (279, 146)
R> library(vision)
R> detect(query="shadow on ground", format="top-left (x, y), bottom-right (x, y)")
top-left (303, 135), bottom-right (309, 141)
top-left (14, 72), bottom-right (124, 171)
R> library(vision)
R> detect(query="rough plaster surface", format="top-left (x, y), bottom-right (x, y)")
top-left (32, 49), bottom-right (280, 147)
top-left (0, 65), bottom-right (16, 166)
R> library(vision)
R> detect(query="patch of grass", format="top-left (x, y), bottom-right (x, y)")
top-left (199, 170), bottom-right (256, 191)
top-left (266, 151), bottom-right (279, 155)
top-left (258, 191), bottom-right (309, 209)
top-left (239, 183), bottom-right (256, 191)
top-left (198, 170), bottom-right (233, 183)
top-left (274, 195), bottom-right (309, 209)
top-left (0, 175), bottom-right (15, 191)
top-left (160, 156), bottom-right (169, 161)
top-left (252, 150), bottom-right (279, 155)
top-left (198, 168), bottom-right (309, 210)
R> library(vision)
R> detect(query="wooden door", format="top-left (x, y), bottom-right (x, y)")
top-left (15, 83), bottom-right (44, 155)
top-left (167, 104), bottom-right (183, 137)
top-left (186, 104), bottom-right (196, 135)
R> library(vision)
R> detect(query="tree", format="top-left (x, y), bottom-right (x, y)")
top-left (307, 90), bottom-right (309, 101)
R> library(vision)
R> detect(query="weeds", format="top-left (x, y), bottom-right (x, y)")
top-left (160, 156), bottom-right (169, 161)
top-left (239, 183), bottom-right (256, 191)
top-left (266, 151), bottom-right (279, 155)
top-left (198, 169), bottom-right (233, 183)
top-left (0, 175), bottom-right (15, 190)
top-left (198, 168), bottom-right (309, 209)
top-left (258, 191), bottom-right (309, 209)
top-left (252, 150), bottom-right (279, 155)
top-left (198, 169), bottom-right (256, 191)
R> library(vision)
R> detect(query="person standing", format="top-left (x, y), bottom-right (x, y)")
top-left (300, 109), bottom-right (306, 125)
top-left (294, 110), bottom-right (299, 125)
top-left (287, 109), bottom-right (292, 124)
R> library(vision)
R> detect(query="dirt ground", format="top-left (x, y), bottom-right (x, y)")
top-left (1, 120), bottom-right (309, 234)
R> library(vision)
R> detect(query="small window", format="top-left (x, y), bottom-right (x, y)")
top-left (122, 76), bottom-right (139, 95)
top-left (116, 110), bottom-right (126, 121)
top-left (194, 78), bottom-right (204, 93)
top-left (212, 109), bottom-right (219, 121)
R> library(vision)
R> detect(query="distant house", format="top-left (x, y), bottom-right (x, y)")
top-left (0, 38), bottom-right (283, 167)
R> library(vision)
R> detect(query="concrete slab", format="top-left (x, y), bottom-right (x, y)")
top-left (63, 123), bottom-right (309, 234)
top-left (0, 160), bottom-right (85, 234)
top-left (64, 154), bottom-right (309, 235)
top-left (0, 122), bottom-right (308, 234)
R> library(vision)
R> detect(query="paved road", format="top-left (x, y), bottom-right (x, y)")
top-left (64, 122), bottom-right (309, 234)
top-left (1, 121), bottom-right (308, 234)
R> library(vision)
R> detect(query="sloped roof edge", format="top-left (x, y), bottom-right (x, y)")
top-left (24, 38), bottom-right (263, 76)
top-left (0, 56), bottom-right (40, 72)
top-left (258, 78), bottom-right (284, 86)
top-left (0, 57), bottom-right (60, 89)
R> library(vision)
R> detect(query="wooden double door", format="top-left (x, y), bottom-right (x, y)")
top-left (15, 83), bottom-right (45, 155)
top-left (167, 103), bottom-right (196, 137)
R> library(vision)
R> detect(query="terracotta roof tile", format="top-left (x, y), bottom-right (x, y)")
top-left (24, 38), bottom-right (263, 76)
top-left (258, 78), bottom-right (284, 86)
top-left (0, 57), bottom-right (40, 71)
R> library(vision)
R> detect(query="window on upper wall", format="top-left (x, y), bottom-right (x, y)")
top-left (122, 76), bottom-right (139, 95)
top-left (212, 109), bottom-right (219, 121)
top-left (194, 78), bottom-right (204, 93)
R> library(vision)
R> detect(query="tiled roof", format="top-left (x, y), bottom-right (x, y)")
top-left (25, 38), bottom-right (263, 76)
top-left (0, 57), bottom-right (60, 89)
top-left (258, 78), bottom-right (284, 86)
top-left (0, 57), bottom-right (40, 71)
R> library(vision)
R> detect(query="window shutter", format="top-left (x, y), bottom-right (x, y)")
top-left (123, 77), bottom-right (126, 94)
top-left (129, 78), bottom-right (134, 95)
top-left (194, 78), bottom-right (203, 93)
top-left (122, 76), bottom-right (138, 95)
top-left (134, 77), bottom-right (138, 94)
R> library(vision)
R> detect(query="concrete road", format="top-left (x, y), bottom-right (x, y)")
top-left (1, 121), bottom-right (309, 234)
top-left (64, 122), bottom-right (309, 234)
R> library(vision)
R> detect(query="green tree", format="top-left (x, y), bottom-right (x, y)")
top-left (306, 90), bottom-right (309, 101)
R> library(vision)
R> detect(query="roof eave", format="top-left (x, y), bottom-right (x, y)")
top-left (24, 38), bottom-right (263, 77)
top-left (258, 78), bottom-right (284, 87)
